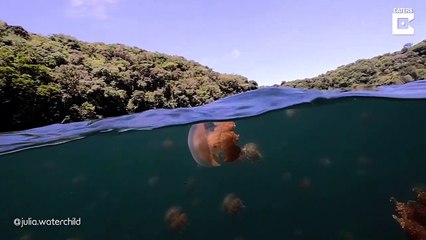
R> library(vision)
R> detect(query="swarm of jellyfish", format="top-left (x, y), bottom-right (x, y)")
top-left (187, 121), bottom-right (262, 167)
top-left (164, 207), bottom-right (188, 232)
top-left (390, 187), bottom-right (426, 240)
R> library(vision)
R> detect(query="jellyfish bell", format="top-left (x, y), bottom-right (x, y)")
top-left (188, 122), bottom-right (241, 167)
top-left (188, 123), bottom-right (219, 167)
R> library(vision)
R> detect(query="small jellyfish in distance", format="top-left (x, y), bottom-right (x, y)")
top-left (164, 207), bottom-right (188, 232)
top-left (240, 143), bottom-right (263, 163)
top-left (222, 193), bottom-right (245, 215)
top-left (18, 233), bottom-right (34, 240)
top-left (187, 122), bottom-right (241, 167)
top-left (298, 177), bottom-right (311, 190)
top-left (319, 157), bottom-right (331, 167)
top-left (162, 139), bottom-right (174, 149)
top-left (285, 108), bottom-right (297, 118)
top-left (71, 174), bottom-right (86, 185)
top-left (148, 176), bottom-right (159, 187)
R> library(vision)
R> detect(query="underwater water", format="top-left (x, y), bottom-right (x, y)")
top-left (1, 81), bottom-right (426, 240)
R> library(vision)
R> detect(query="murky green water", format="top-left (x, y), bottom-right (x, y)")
top-left (1, 98), bottom-right (426, 240)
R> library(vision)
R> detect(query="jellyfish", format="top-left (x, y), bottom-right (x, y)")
top-left (187, 122), bottom-right (241, 167)
top-left (164, 207), bottom-right (188, 232)
top-left (298, 177), bottom-right (311, 190)
top-left (222, 193), bottom-right (245, 215)
top-left (162, 139), bottom-right (174, 149)
top-left (240, 143), bottom-right (263, 163)
top-left (285, 108), bottom-right (297, 118)
top-left (319, 157), bottom-right (331, 167)
top-left (71, 174), bottom-right (86, 185)
top-left (391, 187), bottom-right (426, 240)
top-left (147, 176), bottom-right (159, 187)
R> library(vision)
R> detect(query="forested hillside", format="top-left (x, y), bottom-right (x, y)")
top-left (0, 21), bottom-right (257, 131)
top-left (282, 41), bottom-right (426, 90)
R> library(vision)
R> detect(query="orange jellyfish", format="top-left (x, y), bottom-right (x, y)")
top-left (391, 187), bottom-right (426, 240)
top-left (164, 207), bottom-right (188, 232)
top-left (222, 193), bottom-right (245, 215)
top-left (188, 122), bottom-right (241, 167)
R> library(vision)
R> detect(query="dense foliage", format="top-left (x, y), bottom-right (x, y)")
top-left (0, 21), bottom-right (258, 132)
top-left (282, 40), bottom-right (426, 90)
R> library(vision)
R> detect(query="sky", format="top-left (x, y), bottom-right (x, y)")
top-left (1, 0), bottom-right (425, 86)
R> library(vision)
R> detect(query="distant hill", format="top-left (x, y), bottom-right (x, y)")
top-left (0, 21), bottom-right (258, 132)
top-left (282, 40), bottom-right (426, 90)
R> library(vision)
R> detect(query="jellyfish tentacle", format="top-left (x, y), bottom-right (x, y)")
top-left (207, 122), bottom-right (241, 163)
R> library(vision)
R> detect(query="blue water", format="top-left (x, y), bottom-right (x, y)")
top-left (1, 80), bottom-right (426, 154)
